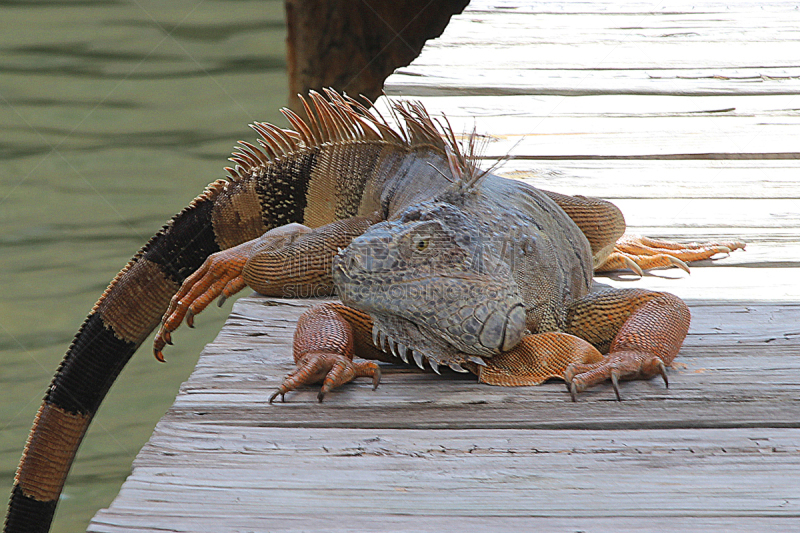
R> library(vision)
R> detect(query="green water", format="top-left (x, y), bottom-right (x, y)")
top-left (0, 1), bottom-right (288, 530)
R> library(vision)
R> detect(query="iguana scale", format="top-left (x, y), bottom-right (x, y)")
top-left (5, 90), bottom-right (743, 533)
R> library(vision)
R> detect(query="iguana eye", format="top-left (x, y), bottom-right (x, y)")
top-left (413, 234), bottom-right (430, 252)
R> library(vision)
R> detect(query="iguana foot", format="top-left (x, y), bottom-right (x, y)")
top-left (153, 222), bottom-right (314, 361)
top-left (599, 234), bottom-right (745, 276)
top-left (269, 353), bottom-right (381, 403)
top-left (563, 289), bottom-right (690, 401)
top-left (153, 241), bottom-right (252, 361)
top-left (564, 351), bottom-right (668, 401)
top-left (275, 302), bottom-right (381, 402)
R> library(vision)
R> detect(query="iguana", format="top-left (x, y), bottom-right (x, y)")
top-left (5, 90), bottom-right (743, 533)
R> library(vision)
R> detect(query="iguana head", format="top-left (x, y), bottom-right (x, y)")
top-left (333, 202), bottom-right (526, 370)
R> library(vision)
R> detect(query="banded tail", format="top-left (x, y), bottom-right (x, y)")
top-left (5, 180), bottom-right (227, 531)
top-left (4, 90), bottom-right (471, 532)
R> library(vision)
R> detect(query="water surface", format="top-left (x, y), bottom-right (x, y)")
top-left (0, 1), bottom-right (287, 530)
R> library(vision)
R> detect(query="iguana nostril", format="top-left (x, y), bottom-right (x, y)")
top-left (478, 305), bottom-right (526, 353)
top-left (479, 310), bottom-right (507, 353)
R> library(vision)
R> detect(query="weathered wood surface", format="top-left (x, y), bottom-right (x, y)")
top-left (377, 93), bottom-right (800, 158)
top-left (90, 1), bottom-right (800, 531)
top-left (91, 295), bottom-right (800, 532)
top-left (389, 1), bottom-right (800, 97)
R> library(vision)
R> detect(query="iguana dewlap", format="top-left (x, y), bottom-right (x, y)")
top-left (5, 90), bottom-right (744, 533)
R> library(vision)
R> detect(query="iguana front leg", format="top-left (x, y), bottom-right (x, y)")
top-left (153, 215), bottom-right (378, 360)
top-left (563, 288), bottom-right (691, 401)
top-left (270, 303), bottom-right (381, 403)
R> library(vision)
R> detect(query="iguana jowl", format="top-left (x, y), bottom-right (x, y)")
top-left (5, 90), bottom-right (744, 532)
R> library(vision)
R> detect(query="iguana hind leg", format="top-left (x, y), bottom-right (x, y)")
top-left (597, 234), bottom-right (746, 276)
top-left (563, 289), bottom-right (691, 401)
top-left (541, 189), bottom-right (745, 275)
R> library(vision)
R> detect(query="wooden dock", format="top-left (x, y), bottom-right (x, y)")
top-left (89, 1), bottom-right (800, 531)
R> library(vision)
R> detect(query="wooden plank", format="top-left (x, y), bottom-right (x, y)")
top-left (88, 426), bottom-right (800, 533)
top-left (86, 516), bottom-right (800, 533)
top-left (154, 293), bottom-right (800, 432)
top-left (388, 69), bottom-right (800, 97)
top-left (603, 198), bottom-right (798, 231)
top-left (478, 0), bottom-right (800, 12)
top-left (397, 2), bottom-right (800, 74)
top-left (381, 94), bottom-right (800, 122)
top-left (383, 0), bottom-right (800, 157)
top-left (497, 159), bottom-right (800, 200)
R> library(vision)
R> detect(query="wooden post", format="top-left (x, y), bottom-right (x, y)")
top-left (285, 0), bottom-right (469, 113)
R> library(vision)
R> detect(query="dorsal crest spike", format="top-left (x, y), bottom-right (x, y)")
top-left (346, 93), bottom-right (379, 118)
top-left (249, 123), bottom-right (281, 156)
top-left (220, 89), bottom-right (501, 193)
top-left (310, 91), bottom-right (342, 142)
top-left (358, 98), bottom-right (403, 143)
top-left (255, 139), bottom-right (278, 159)
top-left (229, 155), bottom-right (254, 171)
top-left (261, 123), bottom-right (294, 153)
top-left (238, 141), bottom-right (269, 165)
top-left (281, 129), bottom-right (303, 148)
top-left (236, 148), bottom-right (260, 167)
top-left (319, 99), bottom-right (349, 141)
top-left (280, 107), bottom-right (314, 145)
top-left (298, 94), bottom-right (323, 145)
top-left (252, 123), bottom-right (288, 155)
top-left (326, 101), bottom-right (357, 142)
top-left (323, 87), bottom-right (347, 107)
top-left (224, 166), bottom-right (241, 181)
top-left (307, 91), bottom-right (333, 142)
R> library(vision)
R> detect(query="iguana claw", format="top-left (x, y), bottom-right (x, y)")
top-left (610, 372), bottom-right (621, 401)
top-left (268, 390), bottom-right (285, 403)
top-left (270, 353), bottom-right (381, 403)
top-left (565, 351), bottom-right (670, 402)
top-left (154, 242), bottom-right (251, 360)
top-left (667, 255), bottom-right (690, 273)
top-left (622, 256), bottom-right (644, 277)
top-left (657, 360), bottom-right (669, 388)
